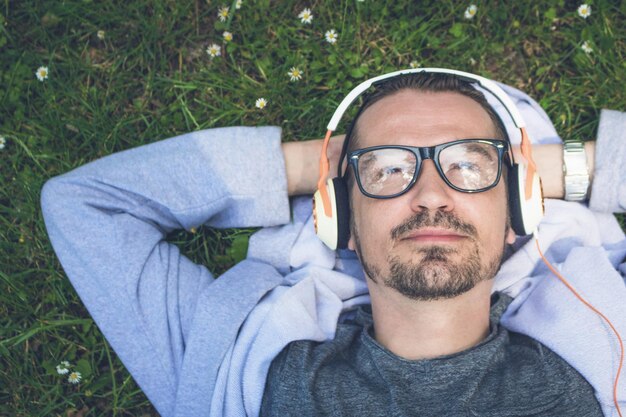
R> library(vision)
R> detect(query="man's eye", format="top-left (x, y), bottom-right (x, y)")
top-left (449, 161), bottom-right (480, 172)
top-left (369, 166), bottom-right (404, 180)
top-left (383, 166), bottom-right (404, 175)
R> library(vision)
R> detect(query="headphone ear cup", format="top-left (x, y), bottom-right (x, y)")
top-left (313, 177), bottom-right (350, 250)
top-left (333, 177), bottom-right (350, 249)
top-left (507, 163), bottom-right (544, 236)
top-left (507, 163), bottom-right (526, 236)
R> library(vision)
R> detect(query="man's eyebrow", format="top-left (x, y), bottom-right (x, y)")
top-left (359, 152), bottom-right (377, 166)
top-left (464, 142), bottom-right (495, 161)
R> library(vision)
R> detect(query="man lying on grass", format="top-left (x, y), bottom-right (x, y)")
top-left (42, 69), bottom-right (626, 417)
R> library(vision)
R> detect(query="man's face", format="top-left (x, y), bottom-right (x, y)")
top-left (347, 89), bottom-right (516, 301)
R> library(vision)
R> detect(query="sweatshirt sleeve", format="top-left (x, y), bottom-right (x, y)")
top-left (40, 126), bottom-right (290, 416)
top-left (589, 109), bottom-right (626, 213)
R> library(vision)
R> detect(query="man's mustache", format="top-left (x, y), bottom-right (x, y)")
top-left (390, 210), bottom-right (478, 240)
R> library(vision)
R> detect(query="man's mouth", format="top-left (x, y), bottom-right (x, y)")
top-left (401, 228), bottom-right (467, 243)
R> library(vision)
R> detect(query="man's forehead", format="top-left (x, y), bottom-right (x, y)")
top-left (354, 89), bottom-right (499, 147)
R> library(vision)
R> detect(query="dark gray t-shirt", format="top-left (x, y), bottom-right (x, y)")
top-left (260, 293), bottom-right (602, 417)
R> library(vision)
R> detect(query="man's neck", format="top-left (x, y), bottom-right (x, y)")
top-left (368, 279), bottom-right (493, 361)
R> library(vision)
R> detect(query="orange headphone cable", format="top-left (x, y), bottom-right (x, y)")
top-left (535, 237), bottom-right (624, 416)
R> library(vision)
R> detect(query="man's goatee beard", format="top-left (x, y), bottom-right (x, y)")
top-left (354, 210), bottom-right (506, 301)
top-left (384, 244), bottom-right (500, 301)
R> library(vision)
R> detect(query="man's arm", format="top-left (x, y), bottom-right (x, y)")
top-left (41, 127), bottom-right (290, 417)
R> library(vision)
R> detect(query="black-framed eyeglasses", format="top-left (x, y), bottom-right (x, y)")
top-left (347, 139), bottom-right (509, 199)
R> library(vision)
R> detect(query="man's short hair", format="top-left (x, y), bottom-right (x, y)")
top-left (340, 72), bottom-right (510, 180)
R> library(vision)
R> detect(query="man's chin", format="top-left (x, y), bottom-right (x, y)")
top-left (385, 251), bottom-right (483, 301)
top-left (386, 283), bottom-right (479, 302)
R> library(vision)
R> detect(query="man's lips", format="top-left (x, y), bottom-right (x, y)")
top-left (401, 228), bottom-right (467, 243)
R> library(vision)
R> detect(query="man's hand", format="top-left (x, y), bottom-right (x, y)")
top-left (282, 135), bottom-right (346, 196)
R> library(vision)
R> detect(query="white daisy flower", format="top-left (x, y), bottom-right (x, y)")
top-left (223, 31), bottom-right (233, 42)
top-left (236, 0), bottom-right (243, 9)
top-left (56, 361), bottom-right (70, 375)
top-left (97, 30), bottom-right (105, 40)
top-left (464, 4), bottom-right (477, 20)
top-left (218, 5), bottom-right (230, 22)
top-left (325, 29), bottom-right (338, 44)
top-left (255, 98), bottom-right (268, 109)
top-left (287, 67), bottom-right (303, 82)
top-left (298, 8), bottom-right (313, 24)
top-left (577, 4), bottom-right (591, 19)
top-left (409, 61), bottom-right (420, 69)
top-left (206, 44), bottom-right (221, 58)
top-left (0, 136), bottom-right (5, 150)
top-left (67, 371), bottom-right (82, 384)
top-left (35, 66), bottom-right (49, 82)
top-left (581, 41), bottom-right (593, 54)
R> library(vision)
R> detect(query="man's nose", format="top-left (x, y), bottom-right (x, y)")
top-left (406, 160), bottom-right (455, 212)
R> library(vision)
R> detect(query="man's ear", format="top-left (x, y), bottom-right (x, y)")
top-left (348, 235), bottom-right (356, 251)
top-left (505, 226), bottom-right (516, 245)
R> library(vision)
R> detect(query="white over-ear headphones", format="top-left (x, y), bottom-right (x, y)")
top-left (312, 68), bottom-right (544, 250)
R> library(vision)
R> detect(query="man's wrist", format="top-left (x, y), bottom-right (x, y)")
top-left (282, 140), bottom-right (320, 196)
top-left (282, 135), bottom-right (346, 196)
top-left (522, 144), bottom-right (564, 199)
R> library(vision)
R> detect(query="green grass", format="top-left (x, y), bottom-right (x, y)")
top-left (1, 0), bottom-right (625, 415)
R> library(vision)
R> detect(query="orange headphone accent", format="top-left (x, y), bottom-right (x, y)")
top-left (520, 127), bottom-right (538, 200)
top-left (317, 130), bottom-right (334, 217)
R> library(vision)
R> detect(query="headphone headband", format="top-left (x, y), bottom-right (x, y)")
top-left (326, 67), bottom-right (526, 132)
top-left (313, 67), bottom-right (544, 249)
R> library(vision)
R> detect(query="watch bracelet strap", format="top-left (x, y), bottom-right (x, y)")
top-left (563, 140), bottom-right (590, 201)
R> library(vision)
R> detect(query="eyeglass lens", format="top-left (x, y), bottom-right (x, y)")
top-left (356, 142), bottom-right (500, 196)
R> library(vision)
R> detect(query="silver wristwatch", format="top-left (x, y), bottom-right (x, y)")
top-left (563, 141), bottom-right (590, 201)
